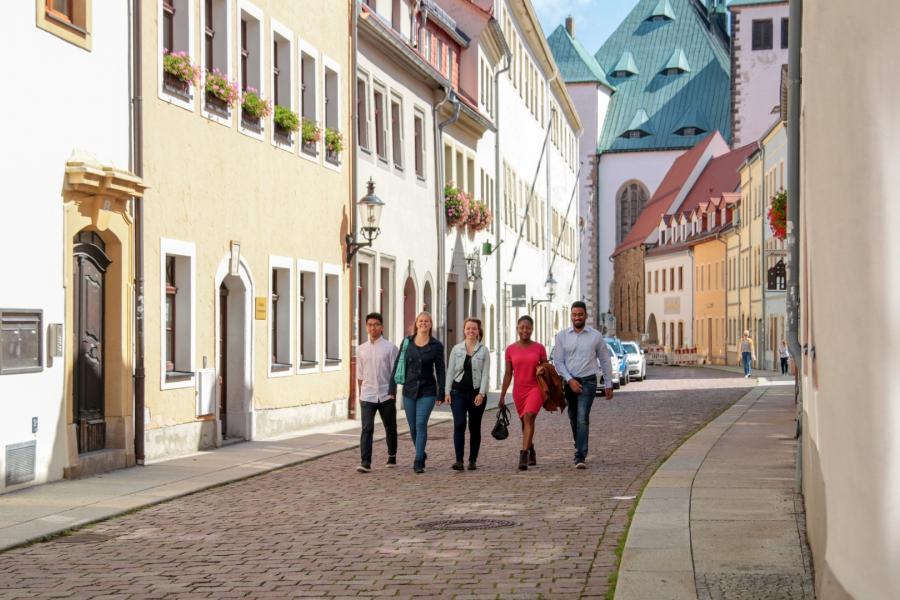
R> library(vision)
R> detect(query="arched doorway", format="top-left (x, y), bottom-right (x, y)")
top-left (403, 277), bottom-right (416, 338)
top-left (216, 258), bottom-right (254, 442)
top-left (647, 313), bottom-right (658, 345)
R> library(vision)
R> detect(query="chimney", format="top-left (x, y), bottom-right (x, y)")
top-left (565, 15), bottom-right (575, 37)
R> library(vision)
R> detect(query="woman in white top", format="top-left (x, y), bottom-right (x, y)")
top-left (779, 340), bottom-right (790, 375)
top-left (740, 331), bottom-right (756, 378)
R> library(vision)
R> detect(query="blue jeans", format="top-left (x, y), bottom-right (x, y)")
top-left (742, 352), bottom-right (752, 376)
top-left (403, 395), bottom-right (436, 468)
top-left (450, 389), bottom-right (487, 463)
top-left (564, 376), bottom-right (597, 463)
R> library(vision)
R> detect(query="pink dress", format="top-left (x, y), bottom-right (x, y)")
top-left (505, 342), bottom-right (547, 416)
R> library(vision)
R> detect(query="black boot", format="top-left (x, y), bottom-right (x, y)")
top-left (518, 451), bottom-right (529, 471)
top-left (528, 444), bottom-right (537, 466)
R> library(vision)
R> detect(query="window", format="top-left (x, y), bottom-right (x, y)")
top-left (617, 181), bottom-right (649, 243)
top-left (781, 18), bottom-right (789, 49)
top-left (390, 96), bottom-right (403, 169)
top-left (160, 238), bottom-right (195, 387)
top-left (298, 262), bottom-right (318, 369)
top-left (324, 60), bottom-right (341, 163)
top-left (159, 0), bottom-right (194, 103)
top-left (675, 126), bottom-right (705, 137)
top-left (413, 110), bottom-right (425, 178)
top-left (357, 75), bottom-right (370, 151)
top-left (300, 45), bottom-right (318, 152)
top-left (40, 0), bottom-right (91, 50)
top-left (655, 270), bottom-right (659, 293)
top-left (437, 39), bottom-right (445, 73)
top-left (323, 267), bottom-right (342, 367)
top-left (374, 86), bottom-right (387, 161)
top-left (752, 19), bottom-right (773, 50)
top-left (201, 0), bottom-right (231, 119)
top-left (0, 310), bottom-right (42, 375)
top-left (271, 24), bottom-right (293, 128)
top-left (238, 2), bottom-right (263, 134)
top-left (270, 260), bottom-right (292, 372)
top-left (670, 267), bottom-right (675, 290)
top-left (678, 266), bottom-right (683, 290)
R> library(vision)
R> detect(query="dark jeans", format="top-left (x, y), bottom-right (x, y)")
top-left (403, 395), bottom-right (436, 468)
top-left (742, 351), bottom-right (753, 376)
top-left (780, 357), bottom-right (789, 375)
top-left (360, 399), bottom-right (398, 464)
top-left (450, 389), bottom-right (487, 463)
top-left (564, 375), bottom-right (597, 463)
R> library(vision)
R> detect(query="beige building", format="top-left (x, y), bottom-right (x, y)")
top-left (140, 0), bottom-right (352, 460)
top-left (733, 145), bottom-right (763, 366)
top-left (797, 1), bottom-right (900, 597)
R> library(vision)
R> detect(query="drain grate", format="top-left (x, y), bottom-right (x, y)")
top-left (54, 533), bottom-right (113, 545)
top-left (417, 519), bottom-right (516, 531)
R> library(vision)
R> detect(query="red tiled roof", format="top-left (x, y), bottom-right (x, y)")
top-left (673, 142), bottom-right (757, 217)
top-left (612, 133), bottom-right (718, 257)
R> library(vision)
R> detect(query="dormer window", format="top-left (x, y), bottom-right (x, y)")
top-left (611, 51), bottom-right (639, 79)
top-left (622, 129), bottom-right (650, 139)
top-left (621, 108), bottom-right (651, 139)
top-left (660, 49), bottom-right (691, 76)
top-left (612, 70), bottom-right (634, 79)
top-left (647, 0), bottom-right (676, 22)
top-left (675, 126), bottom-right (705, 136)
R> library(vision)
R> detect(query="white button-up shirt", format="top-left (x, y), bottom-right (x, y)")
top-left (357, 336), bottom-right (399, 403)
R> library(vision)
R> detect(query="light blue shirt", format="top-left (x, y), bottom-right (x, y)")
top-left (551, 326), bottom-right (614, 389)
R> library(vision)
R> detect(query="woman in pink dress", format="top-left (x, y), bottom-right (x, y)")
top-left (499, 315), bottom-right (547, 471)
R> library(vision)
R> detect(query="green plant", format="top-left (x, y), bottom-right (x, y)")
top-left (240, 88), bottom-right (272, 119)
top-left (325, 127), bottom-right (343, 153)
top-left (273, 105), bottom-right (300, 132)
top-left (768, 190), bottom-right (787, 240)
top-left (301, 119), bottom-right (321, 144)
top-left (205, 68), bottom-right (240, 106)
top-left (444, 184), bottom-right (469, 229)
top-left (162, 50), bottom-right (200, 86)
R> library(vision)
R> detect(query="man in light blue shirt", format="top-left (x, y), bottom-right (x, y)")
top-left (551, 301), bottom-right (614, 469)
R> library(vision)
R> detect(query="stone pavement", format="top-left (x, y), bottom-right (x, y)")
top-left (615, 378), bottom-right (815, 600)
top-left (0, 367), bottom-right (751, 599)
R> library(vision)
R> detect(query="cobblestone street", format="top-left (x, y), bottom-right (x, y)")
top-left (0, 368), bottom-right (752, 599)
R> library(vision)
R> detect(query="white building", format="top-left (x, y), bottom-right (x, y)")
top-left (761, 119), bottom-right (787, 371)
top-left (645, 217), bottom-right (694, 349)
top-left (728, 0), bottom-right (789, 147)
top-left (0, 3), bottom-right (141, 492)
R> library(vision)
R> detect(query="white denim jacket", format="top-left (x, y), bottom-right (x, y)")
top-left (445, 341), bottom-right (490, 395)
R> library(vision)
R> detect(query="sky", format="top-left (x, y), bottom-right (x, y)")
top-left (533, 0), bottom-right (642, 53)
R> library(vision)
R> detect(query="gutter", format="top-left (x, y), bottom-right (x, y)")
top-left (760, 142), bottom-right (767, 370)
top-left (434, 90), bottom-right (459, 344)
top-left (130, 0), bottom-right (146, 464)
top-left (348, 0), bottom-right (359, 420)
top-left (493, 46), bottom-right (511, 384)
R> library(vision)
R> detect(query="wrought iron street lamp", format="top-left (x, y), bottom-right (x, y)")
top-left (346, 178), bottom-right (385, 265)
top-left (530, 273), bottom-right (558, 312)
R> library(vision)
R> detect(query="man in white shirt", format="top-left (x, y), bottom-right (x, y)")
top-left (357, 312), bottom-right (399, 473)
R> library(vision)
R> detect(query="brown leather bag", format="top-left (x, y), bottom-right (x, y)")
top-left (536, 362), bottom-right (567, 413)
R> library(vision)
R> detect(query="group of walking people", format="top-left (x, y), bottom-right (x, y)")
top-left (356, 302), bottom-right (615, 474)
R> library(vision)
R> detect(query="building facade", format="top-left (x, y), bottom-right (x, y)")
top-left (140, 0), bottom-right (352, 460)
top-left (735, 145), bottom-right (764, 367)
top-left (1, 1), bottom-right (144, 492)
top-left (761, 119), bottom-right (787, 370)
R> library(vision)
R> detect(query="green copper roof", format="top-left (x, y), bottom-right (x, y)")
top-left (662, 48), bottom-right (692, 73)
top-left (729, 0), bottom-right (787, 7)
top-left (673, 105), bottom-right (710, 133)
top-left (650, 0), bottom-right (677, 20)
top-left (625, 108), bottom-right (651, 134)
top-left (612, 51), bottom-right (640, 76)
top-left (594, 0), bottom-right (731, 153)
top-left (546, 25), bottom-right (614, 89)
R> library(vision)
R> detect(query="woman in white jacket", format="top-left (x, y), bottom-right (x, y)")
top-left (444, 318), bottom-right (490, 471)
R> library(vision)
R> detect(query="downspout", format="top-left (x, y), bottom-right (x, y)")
top-left (434, 89), bottom-right (459, 345)
top-left (786, 0), bottom-right (803, 482)
top-left (494, 50), bottom-right (511, 384)
top-left (760, 142), bottom-right (767, 370)
top-left (348, 0), bottom-right (359, 419)
top-left (130, 0), bottom-right (146, 465)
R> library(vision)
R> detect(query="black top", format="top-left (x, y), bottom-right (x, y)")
top-left (452, 354), bottom-right (476, 393)
top-left (388, 336), bottom-right (446, 399)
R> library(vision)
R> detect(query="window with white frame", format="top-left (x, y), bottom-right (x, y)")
top-left (413, 109), bottom-right (425, 179)
top-left (238, 3), bottom-right (263, 131)
top-left (324, 269), bottom-right (341, 366)
top-left (160, 0), bottom-right (194, 101)
top-left (271, 25), bottom-right (293, 141)
top-left (270, 262), bottom-right (292, 371)
top-left (390, 95), bottom-right (403, 170)
top-left (300, 44), bottom-right (318, 152)
top-left (160, 239), bottom-right (195, 386)
top-left (0, 310), bottom-right (42, 375)
top-left (373, 85), bottom-right (388, 161)
top-left (201, 0), bottom-right (231, 117)
top-left (324, 60), bottom-right (341, 163)
top-left (298, 263), bottom-right (318, 369)
top-left (357, 74), bottom-right (370, 151)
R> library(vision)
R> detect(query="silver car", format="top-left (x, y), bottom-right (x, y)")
top-left (622, 341), bottom-right (647, 381)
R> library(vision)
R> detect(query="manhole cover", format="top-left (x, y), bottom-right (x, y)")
top-left (417, 519), bottom-right (516, 531)
top-left (54, 533), bottom-right (112, 544)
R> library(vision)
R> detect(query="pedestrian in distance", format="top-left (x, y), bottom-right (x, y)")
top-left (389, 311), bottom-right (445, 474)
top-left (499, 315), bottom-right (547, 471)
top-left (740, 330), bottom-right (756, 378)
top-left (445, 318), bottom-right (491, 471)
top-left (779, 339), bottom-right (790, 375)
top-left (356, 312), bottom-right (399, 473)
top-left (551, 301), bottom-right (614, 470)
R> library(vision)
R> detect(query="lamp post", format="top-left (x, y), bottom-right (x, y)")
top-left (529, 272), bottom-right (558, 312)
top-left (346, 178), bottom-right (385, 266)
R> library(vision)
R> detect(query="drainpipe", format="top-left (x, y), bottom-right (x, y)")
top-left (433, 88), bottom-right (458, 344)
top-left (130, 0), bottom-right (146, 465)
top-left (760, 143), bottom-right (767, 370)
top-left (786, 0), bottom-right (803, 483)
top-left (493, 50), bottom-right (511, 384)
top-left (348, 0), bottom-right (359, 419)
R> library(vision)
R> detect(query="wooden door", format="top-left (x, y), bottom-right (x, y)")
top-left (218, 283), bottom-right (229, 437)
top-left (73, 232), bottom-right (110, 454)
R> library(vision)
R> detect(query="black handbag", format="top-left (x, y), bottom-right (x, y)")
top-left (491, 405), bottom-right (511, 440)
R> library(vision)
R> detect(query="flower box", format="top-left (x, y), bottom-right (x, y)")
top-left (240, 88), bottom-right (271, 134)
top-left (325, 127), bottom-right (343, 165)
top-left (273, 125), bottom-right (293, 146)
top-left (163, 71), bottom-right (192, 101)
top-left (241, 111), bottom-right (262, 133)
top-left (162, 51), bottom-right (199, 101)
top-left (326, 148), bottom-right (341, 165)
top-left (204, 68), bottom-right (238, 118)
top-left (205, 90), bottom-right (230, 118)
top-left (301, 119), bottom-right (321, 156)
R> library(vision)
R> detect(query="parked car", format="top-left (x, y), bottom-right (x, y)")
top-left (605, 336), bottom-right (630, 387)
top-left (598, 342), bottom-right (621, 391)
top-left (622, 341), bottom-right (647, 381)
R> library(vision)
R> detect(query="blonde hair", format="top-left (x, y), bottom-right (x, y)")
top-left (409, 311), bottom-right (434, 337)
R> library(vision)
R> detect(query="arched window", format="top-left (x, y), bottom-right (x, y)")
top-left (617, 181), bottom-right (650, 243)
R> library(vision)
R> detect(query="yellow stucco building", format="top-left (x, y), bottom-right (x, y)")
top-left (693, 194), bottom-right (736, 365)
top-left (140, 0), bottom-right (352, 459)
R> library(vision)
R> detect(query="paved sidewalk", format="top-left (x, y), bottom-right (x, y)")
top-left (0, 402), bottom-right (467, 552)
top-left (615, 381), bottom-right (815, 600)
